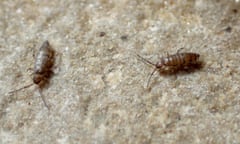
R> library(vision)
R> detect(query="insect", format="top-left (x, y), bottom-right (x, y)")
top-left (137, 50), bottom-right (201, 87)
top-left (9, 40), bottom-right (55, 110)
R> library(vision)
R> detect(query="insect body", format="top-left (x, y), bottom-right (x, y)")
top-left (33, 40), bottom-right (55, 88)
top-left (9, 40), bottom-right (55, 109)
top-left (137, 52), bottom-right (200, 87)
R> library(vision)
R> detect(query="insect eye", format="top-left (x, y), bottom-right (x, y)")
top-left (156, 62), bottom-right (162, 68)
top-left (33, 75), bottom-right (42, 84)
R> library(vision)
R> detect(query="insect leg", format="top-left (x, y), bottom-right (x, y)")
top-left (177, 47), bottom-right (184, 53)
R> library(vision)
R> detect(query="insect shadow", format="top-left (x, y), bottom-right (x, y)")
top-left (9, 40), bottom-right (56, 110)
top-left (137, 49), bottom-right (203, 88)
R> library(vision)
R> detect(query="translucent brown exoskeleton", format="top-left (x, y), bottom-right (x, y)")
top-left (9, 40), bottom-right (55, 110)
top-left (137, 50), bottom-right (201, 88)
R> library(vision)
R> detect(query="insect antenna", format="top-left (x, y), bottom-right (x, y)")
top-left (8, 83), bottom-right (34, 94)
top-left (136, 54), bottom-right (158, 88)
top-left (38, 89), bottom-right (50, 110)
top-left (136, 54), bottom-right (155, 66)
top-left (146, 67), bottom-right (158, 88)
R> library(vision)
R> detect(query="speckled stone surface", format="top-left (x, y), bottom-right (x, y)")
top-left (1, 0), bottom-right (240, 143)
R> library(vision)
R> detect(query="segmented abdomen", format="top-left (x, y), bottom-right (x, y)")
top-left (34, 41), bottom-right (54, 74)
top-left (163, 53), bottom-right (200, 67)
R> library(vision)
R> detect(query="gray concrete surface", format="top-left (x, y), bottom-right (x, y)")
top-left (1, 0), bottom-right (240, 143)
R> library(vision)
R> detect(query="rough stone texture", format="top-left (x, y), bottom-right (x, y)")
top-left (1, 0), bottom-right (240, 143)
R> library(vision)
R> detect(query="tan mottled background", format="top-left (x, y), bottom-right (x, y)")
top-left (1, 0), bottom-right (240, 143)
